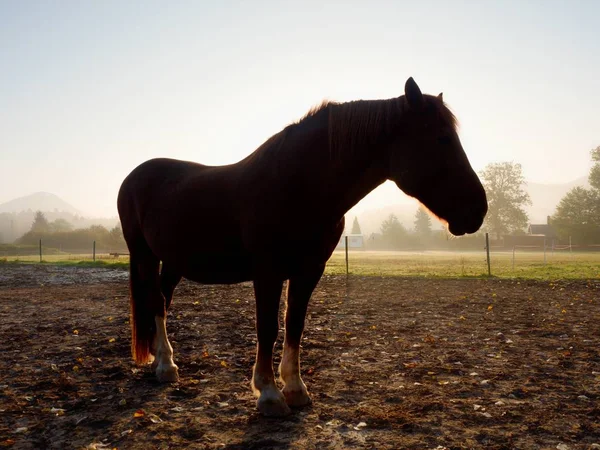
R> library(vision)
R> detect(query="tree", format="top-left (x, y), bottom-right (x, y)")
top-left (380, 213), bottom-right (407, 248)
top-left (479, 162), bottom-right (531, 239)
top-left (350, 217), bottom-right (362, 234)
top-left (552, 146), bottom-right (600, 244)
top-left (414, 206), bottom-right (432, 236)
top-left (108, 224), bottom-right (126, 249)
top-left (589, 146), bottom-right (600, 191)
top-left (30, 211), bottom-right (50, 233)
top-left (552, 187), bottom-right (599, 244)
top-left (51, 218), bottom-right (73, 232)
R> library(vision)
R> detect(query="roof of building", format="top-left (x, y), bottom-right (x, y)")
top-left (528, 224), bottom-right (556, 237)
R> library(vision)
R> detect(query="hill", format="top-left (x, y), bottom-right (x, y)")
top-left (0, 192), bottom-right (83, 215)
top-left (526, 176), bottom-right (589, 225)
top-left (0, 192), bottom-right (118, 243)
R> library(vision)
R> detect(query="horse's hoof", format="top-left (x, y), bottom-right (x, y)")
top-left (156, 364), bottom-right (179, 383)
top-left (283, 387), bottom-right (312, 407)
top-left (257, 394), bottom-right (292, 417)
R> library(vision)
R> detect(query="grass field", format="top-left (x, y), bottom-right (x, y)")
top-left (328, 250), bottom-right (600, 279)
top-left (2, 249), bottom-right (599, 280)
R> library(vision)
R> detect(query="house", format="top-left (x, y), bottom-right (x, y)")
top-left (528, 216), bottom-right (557, 237)
top-left (502, 217), bottom-right (559, 249)
top-left (528, 216), bottom-right (558, 246)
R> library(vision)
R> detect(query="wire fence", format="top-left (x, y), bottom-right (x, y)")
top-left (332, 233), bottom-right (600, 279)
top-left (0, 239), bottom-right (128, 263)
top-left (1, 235), bottom-right (599, 279)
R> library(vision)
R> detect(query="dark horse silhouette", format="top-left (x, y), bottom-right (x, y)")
top-left (117, 78), bottom-right (487, 416)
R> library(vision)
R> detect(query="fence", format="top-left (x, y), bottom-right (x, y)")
top-left (332, 233), bottom-right (600, 278)
top-left (0, 239), bottom-right (128, 263)
top-left (2, 235), bottom-right (599, 279)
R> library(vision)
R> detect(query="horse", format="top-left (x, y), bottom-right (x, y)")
top-left (117, 77), bottom-right (487, 417)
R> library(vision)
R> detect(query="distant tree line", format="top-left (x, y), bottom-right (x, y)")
top-left (473, 153), bottom-right (599, 246)
top-left (354, 146), bottom-right (600, 250)
top-left (353, 207), bottom-right (485, 251)
top-left (17, 211), bottom-right (127, 252)
top-left (0, 209), bottom-right (120, 244)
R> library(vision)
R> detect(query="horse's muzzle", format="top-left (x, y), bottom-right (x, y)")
top-left (448, 207), bottom-right (487, 236)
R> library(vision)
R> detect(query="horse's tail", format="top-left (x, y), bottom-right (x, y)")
top-left (118, 169), bottom-right (162, 365)
top-left (129, 252), bottom-right (158, 364)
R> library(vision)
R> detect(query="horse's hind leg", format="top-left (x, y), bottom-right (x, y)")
top-left (128, 242), bottom-right (179, 382)
top-left (279, 264), bottom-right (325, 407)
top-left (160, 264), bottom-right (182, 311)
top-left (152, 308), bottom-right (179, 382)
top-left (151, 264), bottom-right (181, 376)
top-left (251, 276), bottom-right (290, 416)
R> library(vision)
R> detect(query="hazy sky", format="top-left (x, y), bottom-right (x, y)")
top-left (1, 1), bottom-right (599, 217)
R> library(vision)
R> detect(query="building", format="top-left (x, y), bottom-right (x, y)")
top-left (336, 234), bottom-right (364, 250)
top-left (504, 216), bottom-right (558, 249)
top-left (528, 216), bottom-right (558, 246)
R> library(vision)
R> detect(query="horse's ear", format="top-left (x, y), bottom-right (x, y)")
top-left (437, 92), bottom-right (443, 101)
top-left (405, 77), bottom-right (423, 108)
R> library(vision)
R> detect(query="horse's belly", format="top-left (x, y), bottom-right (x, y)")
top-left (183, 269), bottom-right (252, 285)
top-left (178, 253), bottom-right (253, 285)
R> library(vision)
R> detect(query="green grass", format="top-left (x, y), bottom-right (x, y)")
top-left (328, 250), bottom-right (600, 280)
top-left (0, 254), bottom-right (129, 270)
top-left (2, 250), bottom-right (599, 280)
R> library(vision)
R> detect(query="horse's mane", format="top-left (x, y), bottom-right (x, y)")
top-left (287, 98), bottom-right (403, 161)
top-left (329, 98), bottom-right (402, 159)
top-left (298, 95), bottom-right (457, 159)
top-left (252, 94), bottom-right (457, 162)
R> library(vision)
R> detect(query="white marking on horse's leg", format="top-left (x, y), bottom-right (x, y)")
top-left (150, 334), bottom-right (158, 370)
top-left (251, 350), bottom-right (291, 417)
top-left (154, 315), bottom-right (179, 382)
top-left (280, 340), bottom-right (311, 407)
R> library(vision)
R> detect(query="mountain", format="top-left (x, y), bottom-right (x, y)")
top-left (0, 192), bottom-right (119, 243)
top-left (526, 176), bottom-right (589, 225)
top-left (0, 192), bottom-right (83, 215)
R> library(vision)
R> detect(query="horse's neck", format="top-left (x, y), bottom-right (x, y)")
top-left (330, 158), bottom-right (388, 219)
top-left (271, 113), bottom-right (389, 221)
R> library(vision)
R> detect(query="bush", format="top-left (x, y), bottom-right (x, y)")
top-left (17, 225), bottom-right (127, 253)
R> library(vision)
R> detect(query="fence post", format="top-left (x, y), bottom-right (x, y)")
top-left (569, 236), bottom-right (572, 254)
top-left (485, 233), bottom-right (491, 276)
top-left (512, 246), bottom-right (515, 271)
top-left (39, 239), bottom-right (42, 263)
top-left (93, 241), bottom-right (96, 262)
top-left (345, 235), bottom-right (349, 275)
top-left (543, 237), bottom-right (547, 264)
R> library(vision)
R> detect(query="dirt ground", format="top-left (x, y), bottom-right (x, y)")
top-left (1, 265), bottom-right (599, 449)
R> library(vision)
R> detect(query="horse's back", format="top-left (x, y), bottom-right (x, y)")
top-left (119, 157), bottom-right (205, 197)
top-left (118, 158), bottom-right (217, 220)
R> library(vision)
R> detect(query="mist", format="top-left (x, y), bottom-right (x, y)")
top-left (1, 2), bottom-right (598, 247)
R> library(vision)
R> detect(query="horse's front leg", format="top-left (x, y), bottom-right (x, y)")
top-left (279, 264), bottom-right (325, 407)
top-left (251, 276), bottom-right (290, 416)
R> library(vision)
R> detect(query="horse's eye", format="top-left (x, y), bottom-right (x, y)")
top-left (438, 136), bottom-right (452, 146)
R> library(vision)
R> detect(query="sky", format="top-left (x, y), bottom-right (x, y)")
top-left (1, 1), bottom-right (599, 217)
